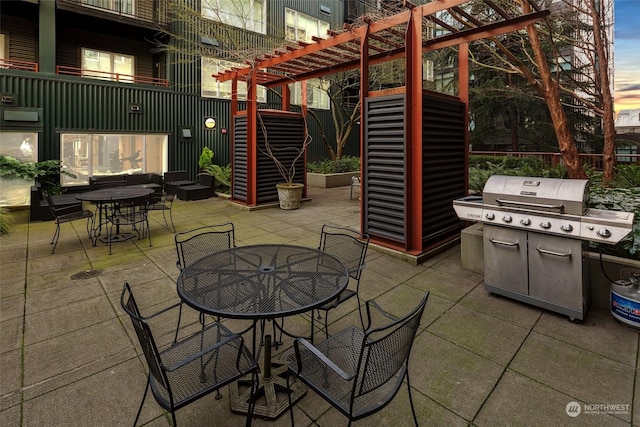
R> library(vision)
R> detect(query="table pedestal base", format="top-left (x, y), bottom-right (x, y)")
top-left (229, 359), bottom-right (306, 419)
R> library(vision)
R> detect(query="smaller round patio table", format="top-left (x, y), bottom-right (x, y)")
top-left (176, 244), bottom-right (349, 420)
top-left (76, 187), bottom-right (154, 245)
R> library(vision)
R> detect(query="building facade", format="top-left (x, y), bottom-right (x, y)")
top-left (0, 0), bottom-right (355, 192)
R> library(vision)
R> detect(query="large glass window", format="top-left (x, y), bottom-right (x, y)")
top-left (202, 0), bottom-right (266, 34)
top-left (201, 58), bottom-right (266, 101)
top-left (285, 8), bottom-right (330, 42)
top-left (289, 78), bottom-right (330, 110)
top-left (60, 133), bottom-right (168, 186)
top-left (81, 48), bottom-right (135, 83)
top-left (0, 132), bottom-right (38, 206)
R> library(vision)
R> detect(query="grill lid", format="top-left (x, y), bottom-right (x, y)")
top-left (482, 175), bottom-right (589, 215)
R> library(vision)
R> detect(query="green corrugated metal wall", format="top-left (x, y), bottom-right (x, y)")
top-left (0, 0), bottom-right (359, 180)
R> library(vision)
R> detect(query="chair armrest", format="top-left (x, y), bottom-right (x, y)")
top-left (293, 338), bottom-right (354, 381)
top-left (52, 204), bottom-right (83, 216)
top-left (142, 301), bottom-right (183, 321)
top-left (164, 332), bottom-right (242, 372)
top-left (364, 299), bottom-right (398, 330)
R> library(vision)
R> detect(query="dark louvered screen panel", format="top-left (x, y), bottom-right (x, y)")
top-left (364, 94), bottom-right (406, 244)
top-left (422, 91), bottom-right (466, 245)
top-left (256, 111), bottom-right (305, 203)
top-left (233, 116), bottom-right (248, 201)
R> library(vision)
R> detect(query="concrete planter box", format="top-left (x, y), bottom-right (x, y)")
top-left (459, 223), bottom-right (639, 310)
top-left (307, 172), bottom-right (359, 188)
top-left (0, 177), bottom-right (33, 206)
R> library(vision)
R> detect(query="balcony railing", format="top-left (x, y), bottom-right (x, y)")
top-left (0, 58), bottom-right (39, 72)
top-left (56, 65), bottom-right (169, 87)
top-left (471, 151), bottom-right (640, 170)
top-left (56, 0), bottom-right (168, 27)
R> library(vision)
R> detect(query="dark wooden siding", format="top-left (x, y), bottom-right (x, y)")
top-left (363, 94), bottom-right (406, 244)
top-left (0, 16), bottom-right (37, 62)
top-left (422, 91), bottom-right (466, 246)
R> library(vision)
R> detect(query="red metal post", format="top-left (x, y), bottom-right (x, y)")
top-left (359, 26), bottom-right (370, 234)
top-left (247, 70), bottom-right (258, 206)
top-left (458, 42), bottom-right (470, 196)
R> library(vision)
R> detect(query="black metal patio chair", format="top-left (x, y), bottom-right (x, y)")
top-left (286, 292), bottom-right (429, 427)
top-left (316, 224), bottom-right (370, 337)
top-left (120, 283), bottom-right (258, 427)
top-left (106, 197), bottom-right (151, 255)
top-left (45, 192), bottom-right (94, 254)
top-left (174, 223), bottom-right (236, 326)
top-left (148, 186), bottom-right (176, 232)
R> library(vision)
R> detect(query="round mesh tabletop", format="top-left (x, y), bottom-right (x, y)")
top-left (177, 244), bottom-right (349, 319)
top-left (76, 187), bottom-right (154, 202)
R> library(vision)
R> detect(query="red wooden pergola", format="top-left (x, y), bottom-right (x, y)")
top-left (216, 0), bottom-right (548, 259)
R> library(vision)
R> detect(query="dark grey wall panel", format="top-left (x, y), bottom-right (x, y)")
top-left (422, 91), bottom-right (466, 245)
top-left (363, 93), bottom-right (406, 244)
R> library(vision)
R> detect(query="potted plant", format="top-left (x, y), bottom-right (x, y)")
top-left (198, 147), bottom-right (214, 171)
top-left (257, 112), bottom-right (312, 210)
top-left (0, 155), bottom-right (75, 206)
top-left (202, 163), bottom-right (232, 197)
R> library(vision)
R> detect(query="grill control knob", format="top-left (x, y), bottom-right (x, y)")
top-left (520, 218), bottom-right (531, 226)
top-left (597, 228), bottom-right (612, 238)
top-left (540, 221), bottom-right (552, 229)
top-left (485, 212), bottom-right (495, 221)
top-left (502, 215), bottom-right (512, 223)
top-left (561, 224), bottom-right (573, 232)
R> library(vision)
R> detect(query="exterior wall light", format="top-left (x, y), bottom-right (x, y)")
top-left (205, 117), bottom-right (216, 129)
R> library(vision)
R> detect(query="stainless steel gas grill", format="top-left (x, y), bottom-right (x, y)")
top-left (453, 175), bottom-right (634, 320)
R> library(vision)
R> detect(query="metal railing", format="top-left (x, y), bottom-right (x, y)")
top-left (56, 66), bottom-right (169, 87)
top-left (0, 58), bottom-right (39, 72)
top-left (56, 0), bottom-right (168, 26)
top-left (471, 151), bottom-right (640, 170)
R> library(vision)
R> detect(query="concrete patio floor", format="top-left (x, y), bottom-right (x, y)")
top-left (1, 185), bottom-right (639, 426)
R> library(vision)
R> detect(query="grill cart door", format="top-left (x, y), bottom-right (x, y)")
top-left (528, 233), bottom-right (587, 315)
top-left (483, 225), bottom-right (528, 295)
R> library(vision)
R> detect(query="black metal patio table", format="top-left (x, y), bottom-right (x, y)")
top-left (176, 243), bottom-right (349, 420)
top-left (76, 187), bottom-right (154, 245)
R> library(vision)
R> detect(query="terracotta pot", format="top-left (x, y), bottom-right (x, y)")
top-left (276, 183), bottom-right (304, 210)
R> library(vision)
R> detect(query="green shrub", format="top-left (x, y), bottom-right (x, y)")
top-left (0, 155), bottom-right (75, 195)
top-left (307, 156), bottom-right (360, 174)
top-left (0, 207), bottom-right (12, 235)
top-left (202, 163), bottom-right (231, 193)
top-left (198, 147), bottom-right (214, 169)
top-left (614, 165), bottom-right (640, 188)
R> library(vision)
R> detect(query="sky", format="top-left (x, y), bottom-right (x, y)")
top-left (615, 0), bottom-right (640, 113)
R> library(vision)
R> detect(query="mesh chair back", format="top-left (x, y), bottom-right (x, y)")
top-left (120, 283), bottom-right (171, 393)
top-left (355, 292), bottom-right (428, 396)
top-left (175, 223), bottom-right (235, 270)
top-left (319, 225), bottom-right (369, 281)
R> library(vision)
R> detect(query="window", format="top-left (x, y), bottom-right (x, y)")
top-left (202, 0), bottom-right (266, 34)
top-left (289, 78), bottom-right (330, 110)
top-left (285, 8), bottom-right (330, 42)
top-left (81, 0), bottom-right (134, 15)
top-left (0, 132), bottom-right (38, 206)
top-left (201, 58), bottom-right (266, 102)
top-left (0, 34), bottom-right (5, 60)
top-left (60, 133), bottom-right (168, 186)
top-left (81, 48), bottom-right (135, 83)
